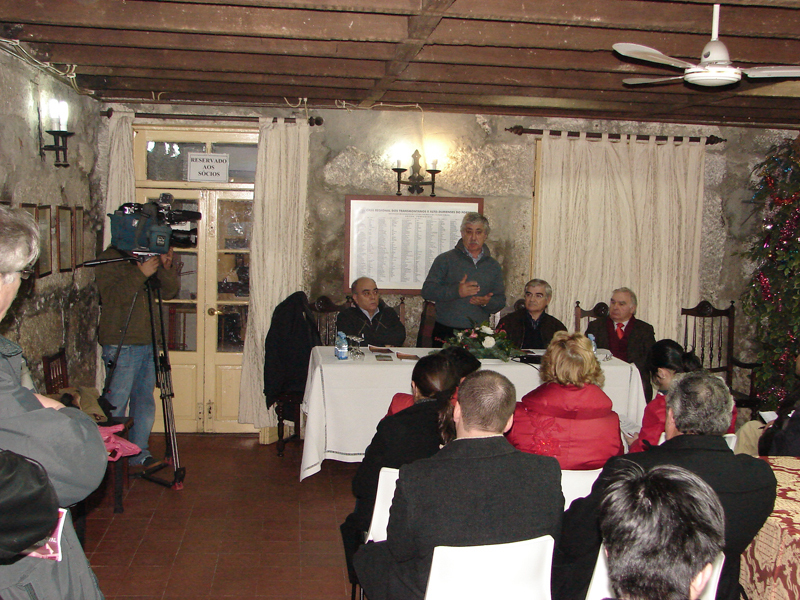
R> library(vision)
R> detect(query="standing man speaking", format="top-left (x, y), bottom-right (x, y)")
top-left (422, 213), bottom-right (505, 347)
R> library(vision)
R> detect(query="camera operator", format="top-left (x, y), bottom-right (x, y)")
top-left (96, 245), bottom-right (179, 470)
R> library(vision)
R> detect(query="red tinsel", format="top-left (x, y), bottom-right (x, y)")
top-left (757, 271), bottom-right (773, 301)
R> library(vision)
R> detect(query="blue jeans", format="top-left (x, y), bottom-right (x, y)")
top-left (102, 344), bottom-right (157, 466)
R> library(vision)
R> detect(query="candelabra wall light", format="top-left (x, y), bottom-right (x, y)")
top-left (41, 99), bottom-right (74, 167)
top-left (392, 149), bottom-right (441, 196)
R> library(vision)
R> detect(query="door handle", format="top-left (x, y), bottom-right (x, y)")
top-left (207, 307), bottom-right (223, 316)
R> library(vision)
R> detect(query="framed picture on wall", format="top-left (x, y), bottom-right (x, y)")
top-left (37, 205), bottom-right (52, 277)
top-left (74, 207), bottom-right (84, 268)
top-left (57, 206), bottom-right (73, 273)
top-left (20, 204), bottom-right (36, 220)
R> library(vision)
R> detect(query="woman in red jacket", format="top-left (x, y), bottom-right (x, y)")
top-left (628, 339), bottom-right (735, 452)
top-left (506, 332), bottom-right (623, 469)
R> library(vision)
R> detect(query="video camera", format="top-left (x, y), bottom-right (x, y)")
top-left (110, 194), bottom-right (201, 257)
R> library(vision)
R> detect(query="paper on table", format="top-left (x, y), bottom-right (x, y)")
top-left (395, 352), bottom-right (420, 361)
top-left (760, 411), bottom-right (779, 423)
top-left (369, 345), bottom-right (392, 353)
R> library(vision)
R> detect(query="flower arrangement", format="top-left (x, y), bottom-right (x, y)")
top-left (440, 322), bottom-right (524, 361)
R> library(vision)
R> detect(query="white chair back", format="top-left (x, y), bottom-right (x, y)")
top-left (424, 535), bottom-right (555, 600)
top-left (723, 433), bottom-right (737, 451)
top-left (561, 469), bottom-right (602, 510)
top-left (585, 544), bottom-right (725, 600)
top-left (365, 467), bottom-right (400, 543)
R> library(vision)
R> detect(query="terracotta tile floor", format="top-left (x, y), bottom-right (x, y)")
top-left (85, 434), bottom-right (358, 599)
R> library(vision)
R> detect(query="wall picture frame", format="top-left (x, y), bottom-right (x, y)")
top-left (57, 206), bottom-right (73, 273)
top-left (74, 207), bottom-right (84, 268)
top-left (37, 205), bottom-right (52, 277)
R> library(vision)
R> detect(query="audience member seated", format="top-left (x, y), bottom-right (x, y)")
top-left (586, 287), bottom-right (656, 401)
top-left (336, 277), bottom-right (406, 347)
top-left (630, 340), bottom-right (736, 453)
top-left (599, 463), bottom-right (725, 600)
top-left (353, 370), bottom-right (563, 600)
top-left (737, 353), bottom-right (800, 457)
top-left (385, 346), bottom-right (481, 418)
top-left (496, 278), bottom-right (567, 349)
top-left (0, 205), bottom-right (108, 599)
top-left (340, 354), bottom-right (459, 590)
top-left (556, 371), bottom-right (777, 600)
top-left (506, 332), bottom-right (623, 470)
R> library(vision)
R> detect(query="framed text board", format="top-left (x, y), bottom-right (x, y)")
top-left (345, 196), bottom-right (483, 295)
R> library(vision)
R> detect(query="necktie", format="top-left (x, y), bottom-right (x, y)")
top-left (616, 322), bottom-right (625, 340)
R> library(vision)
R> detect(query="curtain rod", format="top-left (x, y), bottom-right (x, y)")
top-left (505, 126), bottom-right (726, 146)
top-left (99, 108), bottom-right (301, 124)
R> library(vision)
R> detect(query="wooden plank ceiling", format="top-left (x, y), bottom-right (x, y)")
top-left (2, 0), bottom-right (800, 128)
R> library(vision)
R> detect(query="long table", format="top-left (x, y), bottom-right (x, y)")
top-left (741, 456), bottom-right (800, 600)
top-left (300, 347), bottom-right (647, 480)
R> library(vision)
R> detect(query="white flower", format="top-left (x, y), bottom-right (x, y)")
top-left (482, 336), bottom-right (496, 348)
top-left (455, 331), bottom-right (464, 340)
top-left (480, 326), bottom-right (494, 335)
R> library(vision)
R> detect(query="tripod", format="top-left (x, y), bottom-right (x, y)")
top-left (89, 255), bottom-right (185, 490)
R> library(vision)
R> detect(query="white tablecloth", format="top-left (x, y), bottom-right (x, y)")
top-left (299, 347), bottom-right (646, 480)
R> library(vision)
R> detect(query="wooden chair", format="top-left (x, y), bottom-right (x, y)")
top-left (574, 301), bottom-right (609, 333)
top-left (310, 295), bottom-right (353, 345)
top-left (417, 300), bottom-right (437, 347)
top-left (42, 349), bottom-right (132, 519)
top-left (680, 300), bottom-right (760, 407)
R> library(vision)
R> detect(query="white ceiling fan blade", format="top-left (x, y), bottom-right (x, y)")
top-left (622, 75), bottom-right (686, 85)
top-left (613, 43), bottom-right (696, 69)
top-left (743, 66), bottom-right (800, 79)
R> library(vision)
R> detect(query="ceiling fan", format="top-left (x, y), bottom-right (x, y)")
top-left (612, 4), bottom-right (800, 87)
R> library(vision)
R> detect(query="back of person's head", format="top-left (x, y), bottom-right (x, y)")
top-left (647, 339), bottom-right (702, 379)
top-left (412, 353), bottom-right (459, 404)
top-left (456, 370), bottom-right (515, 433)
top-left (437, 346), bottom-right (481, 380)
top-left (541, 331), bottom-right (605, 388)
top-left (666, 371), bottom-right (733, 435)
top-left (599, 462), bottom-right (725, 600)
top-left (0, 206), bottom-right (39, 284)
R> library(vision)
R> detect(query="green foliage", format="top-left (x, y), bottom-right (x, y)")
top-left (440, 322), bottom-right (524, 361)
top-left (742, 137), bottom-right (800, 410)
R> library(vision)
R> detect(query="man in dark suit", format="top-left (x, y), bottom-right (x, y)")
top-left (354, 370), bottom-right (564, 600)
top-left (555, 371), bottom-right (777, 600)
top-left (496, 278), bottom-right (567, 349)
top-left (586, 287), bottom-right (655, 400)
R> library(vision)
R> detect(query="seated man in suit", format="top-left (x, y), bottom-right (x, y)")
top-left (336, 277), bottom-right (406, 347)
top-left (586, 287), bottom-right (655, 400)
top-left (496, 278), bottom-right (567, 349)
top-left (556, 371), bottom-right (776, 600)
top-left (354, 370), bottom-right (564, 600)
top-left (599, 463), bottom-right (726, 600)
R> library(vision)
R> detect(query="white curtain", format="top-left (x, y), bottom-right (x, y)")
top-left (533, 132), bottom-right (705, 342)
top-left (239, 118), bottom-right (310, 428)
top-left (103, 109), bottom-right (136, 247)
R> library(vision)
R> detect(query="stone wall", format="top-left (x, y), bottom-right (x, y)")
top-left (0, 51), bottom-right (103, 390)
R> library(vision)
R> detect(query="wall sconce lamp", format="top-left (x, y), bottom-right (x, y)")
top-left (392, 149), bottom-right (441, 196)
top-left (41, 99), bottom-right (74, 168)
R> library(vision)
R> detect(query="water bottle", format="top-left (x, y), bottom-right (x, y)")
top-left (587, 333), bottom-right (598, 354)
top-left (334, 331), bottom-right (349, 360)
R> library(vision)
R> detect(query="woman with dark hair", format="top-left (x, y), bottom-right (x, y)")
top-left (506, 332), bottom-right (623, 470)
top-left (340, 353), bottom-right (459, 584)
top-left (628, 339), bottom-right (735, 452)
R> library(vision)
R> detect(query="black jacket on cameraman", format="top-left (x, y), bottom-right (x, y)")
top-left (336, 301), bottom-right (406, 347)
top-left (263, 292), bottom-right (321, 408)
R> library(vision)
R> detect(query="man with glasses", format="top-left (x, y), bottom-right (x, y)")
top-left (336, 277), bottom-right (406, 347)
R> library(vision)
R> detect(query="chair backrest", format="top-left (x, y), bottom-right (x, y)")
top-left (310, 295), bottom-right (352, 346)
top-left (723, 433), bottom-right (737, 451)
top-left (562, 469), bottom-right (602, 510)
top-left (586, 544), bottom-right (725, 600)
top-left (365, 467), bottom-right (400, 543)
top-left (42, 348), bottom-right (69, 394)
top-left (681, 300), bottom-right (735, 386)
top-left (574, 301), bottom-right (609, 333)
top-left (424, 535), bottom-right (555, 600)
top-left (417, 300), bottom-right (437, 347)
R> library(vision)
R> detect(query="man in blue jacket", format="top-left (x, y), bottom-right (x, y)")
top-left (421, 213), bottom-right (506, 346)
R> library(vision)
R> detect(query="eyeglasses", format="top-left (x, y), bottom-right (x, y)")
top-left (19, 268), bottom-right (35, 280)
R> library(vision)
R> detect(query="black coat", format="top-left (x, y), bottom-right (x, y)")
top-left (354, 436), bottom-right (564, 600)
top-left (555, 434), bottom-right (777, 600)
top-left (335, 301), bottom-right (406, 347)
top-left (496, 309), bottom-right (567, 349)
top-left (586, 316), bottom-right (656, 401)
top-left (263, 291), bottom-right (321, 408)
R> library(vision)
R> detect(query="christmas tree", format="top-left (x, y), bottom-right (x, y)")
top-left (743, 135), bottom-right (800, 410)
